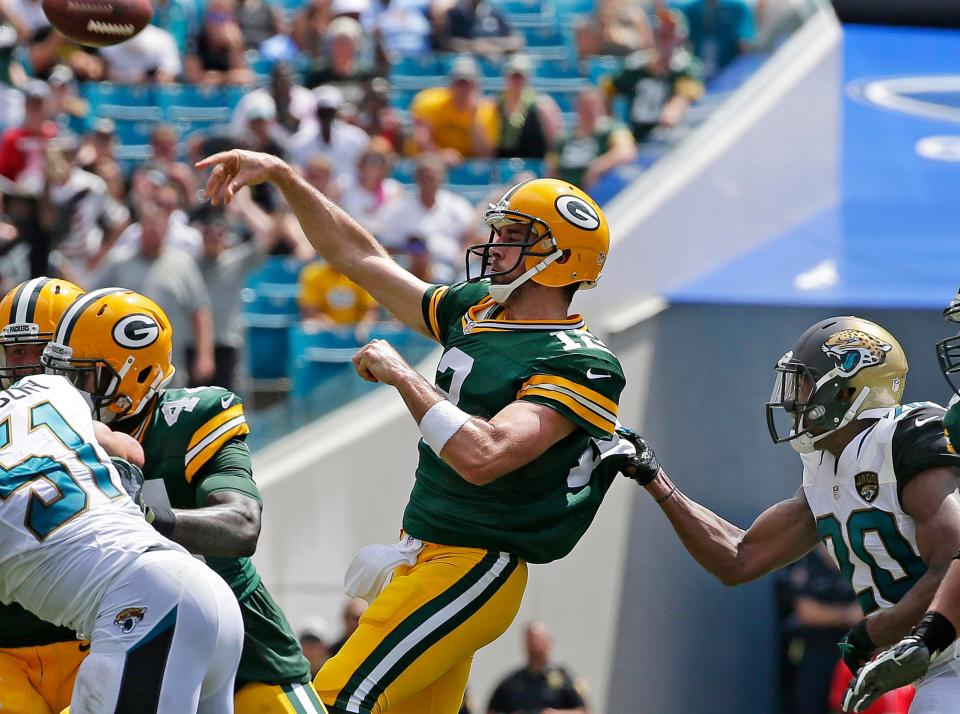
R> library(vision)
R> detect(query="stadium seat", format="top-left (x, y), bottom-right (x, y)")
top-left (392, 55), bottom-right (442, 78)
top-left (520, 21), bottom-right (566, 48)
top-left (493, 0), bottom-right (546, 14)
top-left (533, 60), bottom-right (582, 80)
top-left (496, 157), bottom-right (544, 184)
top-left (160, 84), bottom-right (247, 129)
top-left (553, 0), bottom-right (594, 16)
top-left (288, 325), bottom-right (360, 398)
top-left (448, 160), bottom-right (496, 186)
top-left (391, 159), bottom-right (417, 185)
top-left (247, 256), bottom-right (306, 287)
top-left (83, 83), bottom-right (162, 122)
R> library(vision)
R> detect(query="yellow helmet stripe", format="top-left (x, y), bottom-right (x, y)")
top-left (13, 277), bottom-right (50, 325)
top-left (54, 287), bottom-right (125, 345)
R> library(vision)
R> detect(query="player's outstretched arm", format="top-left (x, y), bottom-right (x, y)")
top-left (616, 429), bottom-right (819, 586)
top-left (162, 490), bottom-right (262, 557)
top-left (197, 150), bottom-right (433, 335)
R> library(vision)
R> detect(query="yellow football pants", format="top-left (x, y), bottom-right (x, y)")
top-left (236, 680), bottom-right (328, 713)
top-left (314, 543), bottom-right (527, 714)
top-left (0, 640), bottom-right (87, 714)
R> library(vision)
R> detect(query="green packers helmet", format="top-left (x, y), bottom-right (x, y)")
top-left (936, 288), bottom-right (960, 397)
top-left (766, 316), bottom-right (908, 453)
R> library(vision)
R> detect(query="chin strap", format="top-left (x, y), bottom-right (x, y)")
top-left (487, 249), bottom-right (564, 304)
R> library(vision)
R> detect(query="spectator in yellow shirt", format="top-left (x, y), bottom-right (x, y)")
top-left (408, 54), bottom-right (499, 162)
top-left (298, 260), bottom-right (379, 340)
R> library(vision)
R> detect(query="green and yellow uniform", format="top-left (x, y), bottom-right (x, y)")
top-left (315, 281), bottom-right (625, 714)
top-left (0, 609), bottom-right (85, 714)
top-left (551, 117), bottom-right (633, 188)
top-left (604, 48), bottom-right (704, 141)
top-left (133, 386), bottom-right (324, 714)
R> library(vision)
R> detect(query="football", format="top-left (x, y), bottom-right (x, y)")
top-left (41, 0), bottom-right (153, 48)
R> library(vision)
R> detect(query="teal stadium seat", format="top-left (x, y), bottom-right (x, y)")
top-left (288, 325), bottom-right (361, 398)
top-left (243, 286), bottom-right (299, 381)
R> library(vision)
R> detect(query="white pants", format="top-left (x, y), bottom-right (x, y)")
top-left (910, 651), bottom-right (960, 713)
top-left (70, 548), bottom-right (244, 714)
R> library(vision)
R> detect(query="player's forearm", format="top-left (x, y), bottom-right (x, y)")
top-left (645, 472), bottom-right (753, 585)
top-left (169, 502), bottom-right (261, 557)
top-left (930, 559), bottom-right (960, 634)
top-left (868, 566), bottom-right (948, 648)
top-left (271, 162), bottom-right (392, 276)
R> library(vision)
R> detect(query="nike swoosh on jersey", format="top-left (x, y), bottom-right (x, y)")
top-left (915, 416), bottom-right (938, 427)
top-left (220, 394), bottom-right (235, 409)
top-left (586, 369), bottom-right (612, 380)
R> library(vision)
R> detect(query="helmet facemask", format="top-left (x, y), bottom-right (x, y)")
top-left (936, 293), bottom-right (960, 397)
top-left (765, 353), bottom-right (871, 454)
top-left (466, 206), bottom-right (564, 304)
top-left (41, 343), bottom-right (134, 424)
top-left (0, 325), bottom-right (49, 389)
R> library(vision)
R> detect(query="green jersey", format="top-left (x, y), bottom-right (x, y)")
top-left (607, 48), bottom-right (703, 140)
top-left (135, 386), bottom-right (310, 687)
top-left (552, 117), bottom-right (630, 188)
top-left (405, 281), bottom-right (626, 564)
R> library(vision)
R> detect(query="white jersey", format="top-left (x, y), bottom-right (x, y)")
top-left (0, 374), bottom-right (177, 635)
top-left (801, 403), bottom-right (960, 615)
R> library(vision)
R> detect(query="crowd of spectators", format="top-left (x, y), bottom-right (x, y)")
top-left (0, 0), bottom-right (779, 393)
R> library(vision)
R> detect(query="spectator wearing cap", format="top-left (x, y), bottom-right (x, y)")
top-left (361, 0), bottom-right (432, 60)
top-left (337, 137), bottom-right (402, 237)
top-left (495, 53), bottom-right (562, 160)
top-left (232, 62), bottom-right (316, 138)
top-left (304, 16), bottom-right (383, 113)
top-left (100, 24), bottom-right (183, 83)
top-left (288, 85), bottom-right (369, 183)
top-left (603, 9), bottom-right (703, 142)
top-left (547, 88), bottom-right (636, 190)
top-left (92, 205), bottom-right (215, 386)
top-left (376, 152), bottom-right (473, 281)
top-left (434, 0), bottom-right (523, 59)
top-left (0, 80), bottom-right (56, 183)
top-left (330, 0), bottom-right (369, 20)
top-left (408, 55), bottom-right (499, 161)
top-left (185, 0), bottom-right (255, 85)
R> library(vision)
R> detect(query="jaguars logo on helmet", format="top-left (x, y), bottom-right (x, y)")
top-left (0, 277), bottom-right (84, 388)
top-left (41, 288), bottom-right (175, 423)
top-left (766, 316), bottom-right (907, 454)
top-left (466, 178), bottom-right (609, 303)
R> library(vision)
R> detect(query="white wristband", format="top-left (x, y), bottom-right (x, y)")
top-left (419, 400), bottom-right (470, 455)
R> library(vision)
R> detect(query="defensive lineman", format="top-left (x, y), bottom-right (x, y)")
top-left (199, 150), bottom-right (628, 714)
top-left (0, 373), bottom-right (242, 712)
top-left (621, 317), bottom-right (960, 713)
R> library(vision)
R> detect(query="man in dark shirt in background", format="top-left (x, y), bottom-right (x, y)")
top-left (487, 622), bottom-right (588, 714)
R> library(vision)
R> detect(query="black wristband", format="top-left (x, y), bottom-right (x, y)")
top-left (849, 618), bottom-right (876, 652)
top-left (146, 506), bottom-right (176, 539)
top-left (914, 611), bottom-right (958, 656)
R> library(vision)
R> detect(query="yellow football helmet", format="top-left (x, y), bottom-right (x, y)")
top-left (766, 316), bottom-right (908, 453)
top-left (468, 178), bottom-right (610, 303)
top-left (0, 277), bottom-right (85, 388)
top-left (41, 288), bottom-right (176, 424)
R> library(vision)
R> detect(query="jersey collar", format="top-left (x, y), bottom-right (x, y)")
top-left (462, 296), bottom-right (585, 334)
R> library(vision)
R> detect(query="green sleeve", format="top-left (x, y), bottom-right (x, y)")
top-left (193, 438), bottom-right (262, 507)
top-left (421, 281), bottom-right (491, 344)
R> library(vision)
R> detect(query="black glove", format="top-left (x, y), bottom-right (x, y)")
top-left (842, 635), bottom-right (930, 712)
top-left (614, 427), bottom-right (661, 486)
top-left (839, 619), bottom-right (876, 673)
top-left (111, 457), bottom-right (145, 509)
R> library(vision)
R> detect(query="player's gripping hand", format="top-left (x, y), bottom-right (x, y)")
top-left (842, 635), bottom-right (931, 712)
top-left (614, 427), bottom-right (661, 486)
top-left (839, 619), bottom-right (876, 673)
top-left (112, 457), bottom-right (145, 509)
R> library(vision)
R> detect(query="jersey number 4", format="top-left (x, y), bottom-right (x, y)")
top-left (0, 402), bottom-right (122, 540)
top-left (817, 512), bottom-right (926, 614)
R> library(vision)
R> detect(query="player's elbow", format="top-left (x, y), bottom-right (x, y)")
top-left (447, 442), bottom-right (505, 486)
top-left (233, 502), bottom-right (263, 557)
